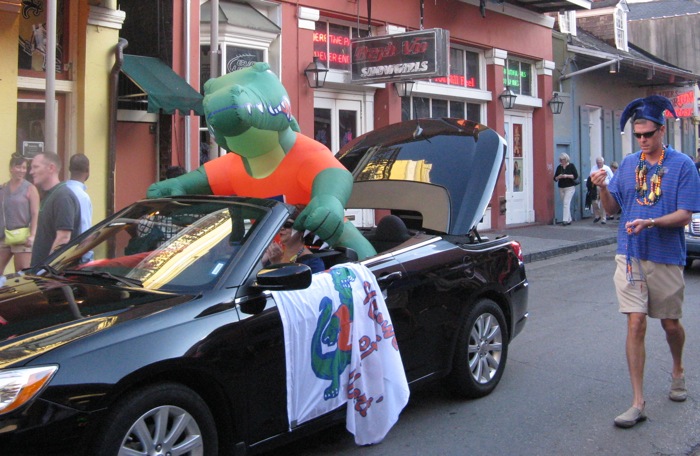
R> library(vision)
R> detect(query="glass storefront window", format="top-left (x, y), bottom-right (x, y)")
top-left (505, 60), bottom-right (520, 90)
top-left (313, 22), bottom-right (328, 64)
top-left (18, 0), bottom-right (69, 77)
top-left (465, 51), bottom-right (479, 88)
top-left (313, 22), bottom-right (356, 71)
top-left (403, 98), bottom-right (481, 123)
top-left (503, 59), bottom-right (533, 96)
top-left (433, 47), bottom-right (480, 88)
top-left (466, 103), bottom-right (481, 123)
top-left (413, 97), bottom-right (430, 119)
top-left (451, 48), bottom-right (465, 85)
top-left (314, 108), bottom-right (331, 149)
top-left (339, 110), bottom-right (357, 147)
top-left (17, 101), bottom-right (46, 157)
top-left (402, 98), bottom-right (411, 122)
top-left (432, 99), bottom-right (448, 118)
top-left (450, 101), bottom-right (465, 119)
top-left (225, 46), bottom-right (264, 73)
top-left (328, 24), bottom-right (352, 70)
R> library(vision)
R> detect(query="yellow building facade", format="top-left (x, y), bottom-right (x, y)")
top-left (0, 0), bottom-right (124, 272)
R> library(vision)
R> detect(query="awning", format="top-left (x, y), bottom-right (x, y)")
top-left (120, 55), bottom-right (204, 116)
top-left (200, 0), bottom-right (281, 33)
top-left (506, 0), bottom-right (591, 13)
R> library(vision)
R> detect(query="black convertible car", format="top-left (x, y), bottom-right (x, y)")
top-left (0, 119), bottom-right (528, 455)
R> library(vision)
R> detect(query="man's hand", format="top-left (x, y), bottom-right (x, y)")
top-left (589, 169), bottom-right (609, 188)
top-left (591, 168), bottom-right (620, 215)
top-left (625, 218), bottom-right (652, 235)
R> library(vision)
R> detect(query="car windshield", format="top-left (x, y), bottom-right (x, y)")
top-left (42, 199), bottom-right (269, 293)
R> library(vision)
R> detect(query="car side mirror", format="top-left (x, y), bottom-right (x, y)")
top-left (253, 263), bottom-right (312, 291)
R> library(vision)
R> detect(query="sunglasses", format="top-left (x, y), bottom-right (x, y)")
top-left (633, 128), bottom-right (659, 139)
top-left (281, 221), bottom-right (294, 230)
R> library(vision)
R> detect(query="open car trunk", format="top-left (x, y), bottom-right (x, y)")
top-left (338, 118), bottom-right (506, 236)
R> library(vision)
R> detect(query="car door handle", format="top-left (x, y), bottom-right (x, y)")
top-left (377, 271), bottom-right (402, 285)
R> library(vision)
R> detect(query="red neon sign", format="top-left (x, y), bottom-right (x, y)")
top-left (314, 32), bottom-right (351, 66)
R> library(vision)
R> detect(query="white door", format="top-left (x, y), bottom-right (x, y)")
top-left (314, 93), bottom-right (373, 227)
top-left (313, 97), bottom-right (362, 155)
top-left (504, 112), bottom-right (533, 225)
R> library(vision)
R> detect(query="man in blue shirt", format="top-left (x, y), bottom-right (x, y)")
top-left (592, 95), bottom-right (700, 429)
top-left (65, 154), bottom-right (93, 263)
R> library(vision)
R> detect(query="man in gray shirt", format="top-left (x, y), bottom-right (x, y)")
top-left (29, 152), bottom-right (81, 267)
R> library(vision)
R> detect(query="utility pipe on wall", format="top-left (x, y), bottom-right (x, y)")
top-left (45, 0), bottom-right (57, 154)
top-left (558, 59), bottom-right (620, 92)
top-left (209, 0), bottom-right (219, 80)
top-left (184, 0), bottom-right (191, 171)
top-left (108, 38), bottom-right (129, 218)
top-left (208, 0), bottom-right (219, 157)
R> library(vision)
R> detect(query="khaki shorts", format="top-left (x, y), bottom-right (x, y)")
top-left (614, 254), bottom-right (684, 319)
top-left (0, 238), bottom-right (32, 254)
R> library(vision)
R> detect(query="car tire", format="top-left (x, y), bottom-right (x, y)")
top-left (685, 258), bottom-right (694, 269)
top-left (446, 299), bottom-right (509, 399)
top-left (90, 382), bottom-right (218, 456)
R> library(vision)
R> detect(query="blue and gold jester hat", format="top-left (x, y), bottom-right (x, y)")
top-left (619, 95), bottom-right (678, 133)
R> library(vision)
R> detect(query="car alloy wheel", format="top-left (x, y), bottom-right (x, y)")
top-left (120, 405), bottom-right (204, 455)
top-left (91, 383), bottom-right (218, 456)
top-left (468, 311), bottom-right (503, 384)
top-left (445, 299), bottom-right (509, 398)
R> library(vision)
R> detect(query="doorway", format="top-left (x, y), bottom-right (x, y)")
top-left (504, 112), bottom-right (533, 225)
top-left (313, 97), bottom-right (362, 155)
top-left (587, 106), bottom-right (602, 171)
top-left (313, 91), bottom-right (371, 226)
top-left (16, 95), bottom-right (64, 167)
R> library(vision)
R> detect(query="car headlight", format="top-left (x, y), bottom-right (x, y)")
top-left (0, 366), bottom-right (58, 415)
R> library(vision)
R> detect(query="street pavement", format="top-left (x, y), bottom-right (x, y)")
top-left (488, 216), bottom-right (619, 263)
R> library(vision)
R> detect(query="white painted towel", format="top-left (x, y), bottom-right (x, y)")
top-left (273, 262), bottom-right (410, 445)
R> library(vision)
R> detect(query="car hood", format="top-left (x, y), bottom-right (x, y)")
top-left (0, 273), bottom-right (190, 368)
top-left (338, 118), bottom-right (505, 235)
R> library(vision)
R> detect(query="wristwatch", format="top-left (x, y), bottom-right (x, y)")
top-left (648, 218), bottom-right (655, 229)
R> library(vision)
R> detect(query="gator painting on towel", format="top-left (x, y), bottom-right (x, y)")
top-left (273, 262), bottom-right (410, 445)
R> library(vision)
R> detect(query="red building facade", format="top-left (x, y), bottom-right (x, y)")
top-left (210, 0), bottom-right (569, 230)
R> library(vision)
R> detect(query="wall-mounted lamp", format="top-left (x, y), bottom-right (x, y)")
top-left (609, 60), bottom-right (620, 74)
top-left (304, 56), bottom-right (328, 89)
top-left (548, 92), bottom-right (564, 115)
top-left (499, 86), bottom-right (517, 110)
top-left (394, 81), bottom-right (415, 98)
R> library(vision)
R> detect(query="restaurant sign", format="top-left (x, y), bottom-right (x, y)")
top-left (648, 87), bottom-right (698, 118)
top-left (351, 29), bottom-right (449, 84)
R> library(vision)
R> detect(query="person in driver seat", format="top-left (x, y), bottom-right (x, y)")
top-left (262, 205), bottom-right (325, 274)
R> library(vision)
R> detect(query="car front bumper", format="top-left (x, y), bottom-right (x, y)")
top-left (686, 235), bottom-right (700, 259)
top-left (0, 398), bottom-right (98, 455)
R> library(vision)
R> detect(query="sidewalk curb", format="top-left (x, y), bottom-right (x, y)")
top-left (524, 237), bottom-right (617, 263)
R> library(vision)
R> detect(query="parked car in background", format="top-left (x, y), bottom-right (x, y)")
top-left (686, 212), bottom-right (700, 268)
top-left (0, 119), bottom-right (528, 455)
